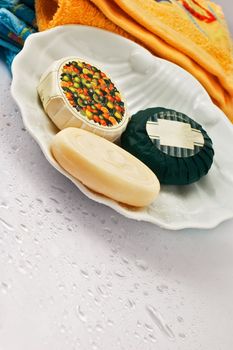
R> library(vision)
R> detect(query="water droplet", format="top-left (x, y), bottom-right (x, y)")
top-left (15, 198), bottom-right (22, 206)
top-left (87, 325), bottom-right (93, 333)
top-left (60, 324), bottom-right (66, 333)
top-left (51, 185), bottom-right (66, 193)
top-left (146, 305), bottom-right (175, 340)
top-left (19, 248), bottom-right (25, 257)
top-left (126, 299), bottom-right (136, 309)
top-left (36, 198), bottom-right (43, 204)
top-left (18, 262), bottom-right (27, 274)
top-left (25, 260), bottom-right (32, 269)
top-left (157, 285), bottom-right (168, 293)
top-left (0, 202), bottom-right (8, 209)
top-left (71, 261), bottom-right (77, 268)
top-left (34, 237), bottom-right (39, 245)
top-left (111, 247), bottom-right (118, 255)
top-left (106, 282), bottom-right (112, 289)
top-left (97, 285), bottom-right (108, 298)
top-left (143, 335), bottom-right (147, 343)
top-left (37, 221), bottom-right (43, 227)
top-left (20, 210), bottom-right (27, 216)
top-left (121, 257), bottom-right (129, 264)
top-left (62, 309), bottom-right (69, 319)
top-left (55, 208), bottom-right (62, 215)
top-left (137, 321), bottom-right (142, 327)
top-left (20, 224), bottom-right (28, 232)
top-left (0, 218), bottom-right (13, 231)
top-left (104, 227), bottom-right (112, 233)
top-left (11, 145), bottom-right (19, 152)
top-left (94, 297), bottom-right (101, 305)
top-left (179, 333), bottom-right (186, 338)
top-left (148, 333), bottom-right (157, 343)
top-left (74, 338), bottom-right (81, 349)
top-left (7, 255), bottom-right (13, 264)
top-left (49, 197), bottom-right (59, 204)
top-left (92, 342), bottom-right (98, 350)
top-left (135, 259), bottom-right (148, 271)
top-left (114, 270), bottom-right (125, 278)
top-left (72, 283), bottom-right (77, 291)
top-left (76, 305), bottom-right (87, 323)
top-left (107, 319), bottom-right (114, 326)
top-left (35, 252), bottom-right (41, 259)
top-left (145, 323), bottom-right (153, 331)
top-left (96, 323), bottom-right (103, 332)
top-left (80, 269), bottom-right (89, 279)
top-left (95, 268), bottom-right (101, 276)
top-left (58, 284), bottom-right (65, 291)
top-left (110, 216), bottom-right (118, 224)
top-left (15, 233), bottom-right (23, 244)
top-left (1, 282), bottom-right (10, 294)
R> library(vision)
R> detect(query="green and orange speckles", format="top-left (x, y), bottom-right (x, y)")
top-left (60, 60), bottom-right (125, 127)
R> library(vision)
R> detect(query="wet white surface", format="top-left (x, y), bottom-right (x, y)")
top-left (1, 57), bottom-right (233, 350)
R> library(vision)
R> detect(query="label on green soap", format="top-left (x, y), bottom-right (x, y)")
top-left (146, 110), bottom-right (204, 158)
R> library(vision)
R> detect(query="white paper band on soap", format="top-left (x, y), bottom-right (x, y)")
top-left (146, 119), bottom-right (204, 150)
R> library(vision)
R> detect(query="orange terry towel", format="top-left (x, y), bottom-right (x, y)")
top-left (35, 0), bottom-right (233, 122)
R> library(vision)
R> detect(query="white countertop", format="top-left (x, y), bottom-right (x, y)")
top-left (0, 58), bottom-right (233, 350)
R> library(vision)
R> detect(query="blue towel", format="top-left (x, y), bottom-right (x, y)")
top-left (0, 1), bottom-right (36, 70)
top-left (11, 3), bottom-right (37, 27)
top-left (0, 0), bottom-right (36, 27)
top-left (20, 0), bottom-right (34, 9)
top-left (2, 46), bottom-right (20, 69)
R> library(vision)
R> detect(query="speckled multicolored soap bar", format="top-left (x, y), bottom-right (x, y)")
top-left (37, 57), bottom-right (129, 141)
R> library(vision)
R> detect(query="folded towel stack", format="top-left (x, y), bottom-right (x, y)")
top-left (35, 0), bottom-right (233, 122)
top-left (0, 0), bottom-right (36, 69)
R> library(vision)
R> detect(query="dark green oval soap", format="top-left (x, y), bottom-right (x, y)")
top-left (121, 107), bottom-right (214, 185)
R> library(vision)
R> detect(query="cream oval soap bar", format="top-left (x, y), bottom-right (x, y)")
top-left (51, 128), bottom-right (160, 207)
top-left (121, 107), bottom-right (214, 185)
top-left (38, 57), bottom-right (129, 142)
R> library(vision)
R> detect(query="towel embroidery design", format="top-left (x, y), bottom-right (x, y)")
top-left (155, 0), bottom-right (216, 23)
top-left (8, 31), bottom-right (23, 45)
top-left (181, 0), bottom-right (216, 23)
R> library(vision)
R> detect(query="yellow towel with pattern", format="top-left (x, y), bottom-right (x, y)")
top-left (35, 0), bottom-right (233, 122)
